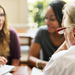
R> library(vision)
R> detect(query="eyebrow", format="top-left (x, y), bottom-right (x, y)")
top-left (50, 15), bottom-right (55, 17)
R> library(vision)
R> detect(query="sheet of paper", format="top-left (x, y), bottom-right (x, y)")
top-left (5, 72), bottom-right (12, 75)
top-left (31, 67), bottom-right (42, 75)
top-left (0, 65), bottom-right (15, 75)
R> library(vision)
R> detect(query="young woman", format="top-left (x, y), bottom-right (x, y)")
top-left (28, 0), bottom-right (66, 69)
top-left (0, 5), bottom-right (21, 66)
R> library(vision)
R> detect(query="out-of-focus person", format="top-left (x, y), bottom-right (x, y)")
top-left (0, 5), bottom-right (21, 66)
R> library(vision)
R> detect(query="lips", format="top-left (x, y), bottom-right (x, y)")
top-left (47, 26), bottom-right (53, 30)
top-left (0, 24), bottom-right (2, 27)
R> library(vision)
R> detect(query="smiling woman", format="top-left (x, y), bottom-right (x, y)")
top-left (0, 5), bottom-right (21, 66)
top-left (28, 0), bottom-right (66, 69)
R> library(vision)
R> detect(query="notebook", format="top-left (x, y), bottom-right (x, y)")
top-left (0, 65), bottom-right (16, 75)
top-left (31, 67), bottom-right (42, 75)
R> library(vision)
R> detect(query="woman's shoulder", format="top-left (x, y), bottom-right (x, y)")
top-left (9, 27), bottom-right (18, 36)
top-left (38, 25), bottom-right (48, 32)
top-left (39, 25), bottom-right (47, 29)
top-left (9, 27), bottom-right (17, 33)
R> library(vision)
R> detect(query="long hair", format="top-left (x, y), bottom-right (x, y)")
top-left (0, 5), bottom-right (10, 59)
top-left (49, 0), bottom-right (66, 26)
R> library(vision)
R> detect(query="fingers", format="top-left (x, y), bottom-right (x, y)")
top-left (1, 57), bottom-right (7, 64)
top-left (0, 56), bottom-right (7, 67)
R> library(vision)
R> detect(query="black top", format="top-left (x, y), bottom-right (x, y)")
top-left (33, 25), bottom-right (58, 61)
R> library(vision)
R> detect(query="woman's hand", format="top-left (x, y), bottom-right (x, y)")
top-left (40, 61), bottom-right (48, 69)
top-left (0, 57), bottom-right (7, 67)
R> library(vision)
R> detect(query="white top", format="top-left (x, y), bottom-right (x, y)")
top-left (40, 46), bottom-right (75, 75)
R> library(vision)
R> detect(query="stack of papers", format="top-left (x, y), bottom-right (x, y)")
top-left (31, 67), bottom-right (42, 75)
top-left (0, 65), bottom-right (16, 75)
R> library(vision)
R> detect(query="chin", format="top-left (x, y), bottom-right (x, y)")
top-left (48, 30), bottom-right (54, 33)
top-left (0, 27), bottom-right (2, 31)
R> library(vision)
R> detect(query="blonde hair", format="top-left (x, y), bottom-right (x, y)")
top-left (62, 1), bottom-right (75, 28)
top-left (0, 5), bottom-right (10, 59)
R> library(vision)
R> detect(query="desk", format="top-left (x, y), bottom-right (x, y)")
top-left (12, 66), bottom-right (32, 75)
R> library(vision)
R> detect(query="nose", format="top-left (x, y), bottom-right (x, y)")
top-left (0, 16), bottom-right (3, 21)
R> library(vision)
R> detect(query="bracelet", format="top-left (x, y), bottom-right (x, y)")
top-left (39, 60), bottom-right (43, 69)
top-left (36, 61), bottom-right (39, 68)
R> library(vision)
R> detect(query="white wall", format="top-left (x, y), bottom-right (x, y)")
top-left (0, 0), bottom-right (28, 28)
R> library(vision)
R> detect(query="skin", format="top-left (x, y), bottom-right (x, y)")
top-left (28, 6), bottom-right (65, 68)
top-left (0, 57), bottom-right (7, 67)
top-left (0, 8), bottom-right (5, 30)
top-left (45, 6), bottom-right (65, 46)
top-left (0, 7), bottom-right (20, 66)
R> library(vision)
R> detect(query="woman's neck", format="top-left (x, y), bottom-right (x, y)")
top-left (50, 32), bottom-right (64, 41)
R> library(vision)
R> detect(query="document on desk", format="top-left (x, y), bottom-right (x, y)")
top-left (31, 67), bottom-right (42, 75)
top-left (0, 65), bottom-right (16, 75)
top-left (5, 72), bottom-right (12, 75)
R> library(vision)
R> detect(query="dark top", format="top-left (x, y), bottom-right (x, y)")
top-left (33, 25), bottom-right (58, 61)
top-left (7, 27), bottom-right (21, 65)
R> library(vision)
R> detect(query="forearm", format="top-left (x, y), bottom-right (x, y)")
top-left (11, 59), bottom-right (20, 66)
top-left (28, 56), bottom-right (48, 69)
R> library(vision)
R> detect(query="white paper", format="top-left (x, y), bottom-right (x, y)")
top-left (0, 65), bottom-right (15, 75)
top-left (31, 67), bottom-right (42, 75)
top-left (5, 72), bottom-right (12, 75)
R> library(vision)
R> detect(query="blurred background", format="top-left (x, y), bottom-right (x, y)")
top-left (0, 0), bottom-right (71, 29)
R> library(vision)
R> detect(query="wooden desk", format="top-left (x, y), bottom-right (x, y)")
top-left (12, 66), bottom-right (32, 75)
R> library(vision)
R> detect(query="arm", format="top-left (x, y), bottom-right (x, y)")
top-left (28, 26), bottom-right (48, 68)
top-left (10, 28), bottom-right (21, 66)
top-left (54, 41), bottom-right (67, 54)
top-left (11, 59), bottom-right (20, 66)
top-left (28, 42), bottom-right (48, 69)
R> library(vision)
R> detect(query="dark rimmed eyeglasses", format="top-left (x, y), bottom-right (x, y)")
top-left (56, 27), bottom-right (66, 34)
top-left (0, 14), bottom-right (5, 17)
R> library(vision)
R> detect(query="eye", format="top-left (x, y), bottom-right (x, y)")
top-left (50, 18), bottom-right (55, 21)
top-left (0, 14), bottom-right (5, 16)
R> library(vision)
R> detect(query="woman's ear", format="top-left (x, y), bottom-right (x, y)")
top-left (72, 28), bottom-right (75, 37)
top-left (70, 28), bottom-right (75, 45)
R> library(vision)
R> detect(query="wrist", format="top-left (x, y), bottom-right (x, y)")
top-left (36, 60), bottom-right (43, 69)
top-left (36, 61), bottom-right (39, 68)
top-left (39, 60), bottom-right (43, 69)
